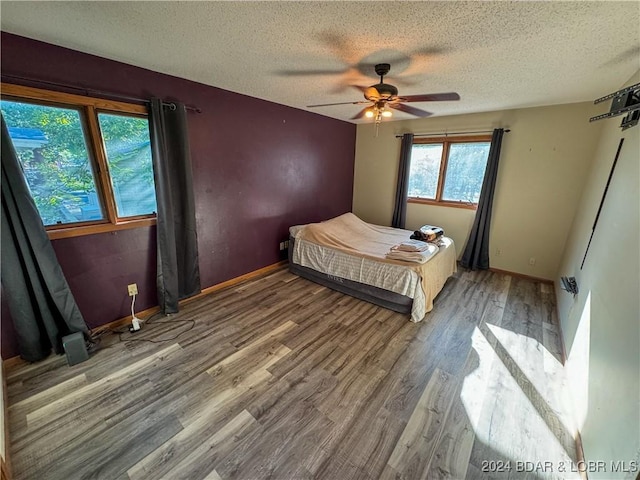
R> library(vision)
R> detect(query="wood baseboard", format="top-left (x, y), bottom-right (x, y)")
top-left (1, 359), bottom-right (11, 480)
top-left (1, 457), bottom-right (10, 480)
top-left (574, 430), bottom-right (588, 480)
top-left (489, 267), bottom-right (554, 285)
top-left (0, 357), bottom-right (22, 372)
top-left (197, 260), bottom-right (288, 299)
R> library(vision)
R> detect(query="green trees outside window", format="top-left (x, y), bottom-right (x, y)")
top-left (98, 113), bottom-right (156, 218)
top-left (1, 97), bottom-right (156, 228)
top-left (407, 143), bottom-right (443, 199)
top-left (2, 100), bottom-right (103, 225)
top-left (442, 142), bottom-right (491, 203)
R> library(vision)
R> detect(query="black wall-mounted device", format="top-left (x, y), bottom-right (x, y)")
top-left (620, 109), bottom-right (640, 130)
top-left (589, 82), bottom-right (640, 130)
top-left (560, 276), bottom-right (579, 295)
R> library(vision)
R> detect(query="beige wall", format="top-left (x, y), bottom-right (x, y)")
top-left (556, 71), bottom-right (639, 478)
top-left (353, 103), bottom-right (603, 279)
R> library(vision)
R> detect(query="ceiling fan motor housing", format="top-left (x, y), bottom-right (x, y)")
top-left (371, 83), bottom-right (398, 99)
top-left (368, 63), bottom-right (398, 99)
top-left (374, 63), bottom-right (391, 77)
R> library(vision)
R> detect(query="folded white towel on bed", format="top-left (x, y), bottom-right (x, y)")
top-left (392, 240), bottom-right (430, 252)
top-left (386, 243), bottom-right (439, 264)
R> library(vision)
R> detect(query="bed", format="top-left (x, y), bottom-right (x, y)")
top-left (288, 213), bottom-right (457, 322)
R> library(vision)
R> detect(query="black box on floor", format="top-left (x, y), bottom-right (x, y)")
top-left (62, 332), bottom-right (89, 366)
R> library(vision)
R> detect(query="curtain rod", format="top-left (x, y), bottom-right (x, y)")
top-left (395, 128), bottom-right (510, 138)
top-left (1, 74), bottom-right (202, 113)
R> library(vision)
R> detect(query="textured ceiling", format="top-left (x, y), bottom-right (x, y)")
top-left (2, 1), bottom-right (639, 123)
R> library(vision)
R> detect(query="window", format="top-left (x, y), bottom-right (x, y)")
top-left (407, 136), bottom-right (492, 209)
top-left (1, 83), bottom-right (156, 238)
top-left (98, 113), bottom-right (156, 218)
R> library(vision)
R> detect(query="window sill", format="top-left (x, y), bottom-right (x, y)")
top-left (408, 198), bottom-right (477, 210)
top-left (47, 217), bottom-right (156, 240)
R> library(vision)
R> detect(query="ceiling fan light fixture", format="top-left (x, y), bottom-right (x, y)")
top-left (365, 108), bottom-right (375, 118)
top-left (382, 109), bottom-right (392, 117)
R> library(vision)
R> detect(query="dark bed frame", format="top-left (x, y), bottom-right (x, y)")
top-left (288, 236), bottom-right (413, 314)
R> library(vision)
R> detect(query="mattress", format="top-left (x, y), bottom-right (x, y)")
top-left (288, 240), bottom-right (413, 314)
top-left (288, 213), bottom-right (457, 322)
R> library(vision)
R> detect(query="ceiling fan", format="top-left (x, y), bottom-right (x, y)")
top-left (307, 63), bottom-right (460, 124)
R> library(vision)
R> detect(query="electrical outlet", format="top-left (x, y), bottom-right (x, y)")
top-left (495, 248), bottom-right (502, 256)
top-left (279, 241), bottom-right (284, 251)
top-left (284, 240), bottom-right (289, 249)
top-left (127, 283), bottom-right (138, 296)
top-left (529, 257), bottom-right (536, 266)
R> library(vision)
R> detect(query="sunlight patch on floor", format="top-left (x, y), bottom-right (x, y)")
top-left (486, 322), bottom-right (574, 436)
top-left (460, 326), bottom-right (495, 431)
top-left (461, 325), bottom-right (581, 479)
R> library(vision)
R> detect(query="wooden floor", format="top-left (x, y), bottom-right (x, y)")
top-left (5, 267), bottom-right (579, 480)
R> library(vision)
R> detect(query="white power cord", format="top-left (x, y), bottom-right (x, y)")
top-left (130, 294), bottom-right (142, 332)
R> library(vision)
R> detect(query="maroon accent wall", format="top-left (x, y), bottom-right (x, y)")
top-left (0, 32), bottom-right (356, 359)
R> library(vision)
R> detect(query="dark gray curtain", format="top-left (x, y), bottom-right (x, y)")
top-left (391, 133), bottom-right (414, 229)
top-left (1, 116), bottom-right (89, 362)
top-left (460, 128), bottom-right (505, 270)
top-left (149, 99), bottom-right (201, 314)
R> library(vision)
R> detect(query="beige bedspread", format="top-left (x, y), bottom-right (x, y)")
top-left (297, 213), bottom-right (457, 315)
